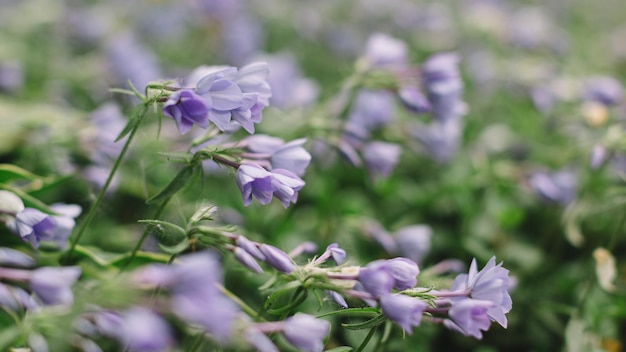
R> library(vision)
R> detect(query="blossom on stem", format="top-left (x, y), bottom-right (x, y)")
top-left (449, 256), bottom-right (512, 328)
top-left (270, 169), bottom-right (305, 208)
top-left (30, 266), bottom-right (81, 305)
top-left (162, 89), bottom-right (209, 134)
top-left (283, 313), bottom-right (330, 352)
top-left (259, 244), bottom-right (296, 274)
top-left (380, 294), bottom-right (427, 334)
top-left (444, 298), bottom-right (495, 339)
top-left (361, 141), bottom-right (402, 180)
top-left (236, 164), bottom-right (274, 206)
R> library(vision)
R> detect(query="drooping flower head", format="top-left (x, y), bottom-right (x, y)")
top-left (380, 294), bottom-right (427, 334)
top-left (162, 89), bottom-right (209, 134)
top-left (282, 314), bottom-right (330, 352)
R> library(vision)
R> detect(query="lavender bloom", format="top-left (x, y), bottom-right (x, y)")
top-left (271, 139), bottom-right (312, 177)
top-left (590, 145), bottom-right (608, 170)
top-left (119, 308), bottom-right (173, 352)
top-left (362, 141), bottom-right (402, 180)
top-left (270, 169), bottom-right (305, 208)
top-left (421, 52), bottom-right (466, 123)
top-left (283, 313), bottom-right (330, 352)
top-left (235, 62), bottom-right (272, 117)
top-left (380, 294), bottom-right (427, 334)
top-left (242, 135), bottom-right (312, 176)
top-left (393, 225), bottom-right (432, 264)
top-left (450, 256), bottom-right (512, 328)
top-left (328, 243), bottom-right (346, 265)
top-left (398, 85), bottom-right (430, 114)
top-left (30, 266), bottom-right (81, 305)
top-left (245, 327), bottom-right (278, 352)
top-left (0, 60), bottom-right (23, 94)
top-left (410, 119), bottom-right (463, 163)
top-left (528, 169), bottom-right (577, 205)
top-left (235, 235), bottom-right (265, 260)
top-left (327, 290), bottom-right (348, 308)
top-left (0, 282), bottom-right (38, 310)
top-left (163, 89), bottom-right (210, 134)
top-left (582, 76), bottom-right (624, 106)
top-left (0, 247), bottom-right (35, 267)
top-left (362, 33), bottom-right (408, 67)
top-left (444, 298), bottom-right (494, 339)
top-left (47, 203), bottom-right (81, 249)
top-left (196, 67), bottom-right (244, 131)
top-left (358, 261), bottom-right (395, 298)
top-left (233, 247), bottom-right (264, 274)
top-left (347, 89), bottom-right (395, 130)
top-left (7, 208), bottom-right (56, 248)
top-left (259, 244), bottom-right (296, 274)
top-left (236, 164), bottom-right (274, 206)
top-left (386, 258), bottom-right (420, 290)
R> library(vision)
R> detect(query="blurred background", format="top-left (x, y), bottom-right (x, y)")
top-left (1, 0), bottom-right (625, 351)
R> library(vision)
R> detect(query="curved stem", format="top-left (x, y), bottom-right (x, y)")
top-left (355, 325), bottom-right (379, 352)
top-left (64, 110), bottom-right (146, 264)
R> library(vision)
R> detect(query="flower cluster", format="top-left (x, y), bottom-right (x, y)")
top-left (163, 62), bottom-right (271, 135)
top-left (0, 190), bottom-right (81, 249)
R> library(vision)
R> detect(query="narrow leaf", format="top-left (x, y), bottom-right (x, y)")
top-left (115, 104), bottom-right (147, 142)
top-left (146, 165), bottom-right (196, 204)
top-left (342, 314), bottom-right (387, 330)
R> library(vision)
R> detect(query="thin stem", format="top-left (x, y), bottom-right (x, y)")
top-left (354, 325), bottom-right (379, 352)
top-left (120, 199), bottom-right (170, 271)
top-left (187, 332), bottom-right (206, 352)
top-left (64, 109), bottom-right (146, 263)
top-left (217, 284), bottom-right (264, 320)
top-left (211, 154), bottom-right (241, 169)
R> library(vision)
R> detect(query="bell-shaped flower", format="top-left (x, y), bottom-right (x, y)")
top-left (259, 244), bottom-right (295, 274)
top-left (30, 266), bottom-right (81, 305)
top-left (271, 139), bottom-right (311, 177)
top-left (362, 141), bottom-right (401, 180)
top-left (444, 298), bottom-right (494, 339)
top-left (270, 169), bottom-right (305, 208)
top-left (236, 164), bottom-right (274, 206)
top-left (380, 294), bottom-right (427, 334)
top-left (450, 256), bottom-right (512, 328)
top-left (362, 33), bottom-right (408, 67)
top-left (119, 308), bottom-right (173, 352)
top-left (283, 314), bottom-right (330, 352)
top-left (393, 225), bottom-right (432, 265)
top-left (162, 89), bottom-right (209, 134)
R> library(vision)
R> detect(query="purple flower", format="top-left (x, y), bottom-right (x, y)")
top-left (260, 52), bottom-right (319, 108)
top-left (270, 139), bottom-right (311, 177)
top-left (8, 208), bottom-right (56, 248)
top-left (358, 261), bottom-right (395, 298)
top-left (327, 290), bottom-right (348, 308)
top-left (119, 308), bottom-right (173, 352)
top-left (171, 289), bottom-right (238, 341)
top-left (233, 247), bottom-right (264, 274)
top-left (410, 119), bottom-right (463, 163)
top-left (105, 32), bottom-right (161, 91)
top-left (362, 33), bottom-right (408, 67)
top-left (236, 164), bottom-right (274, 206)
top-left (259, 244), bottom-right (296, 274)
top-left (0, 247), bottom-right (35, 267)
top-left (582, 76), bottom-right (624, 106)
top-left (347, 89), bottom-right (395, 130)
top-left (283, 313), bottom-right (330, 352)
top-left (398, 85), bottom-right (430, 114)
top-left (529, 169), bottom-right (577, 205)
top-left (270, 169), bottom-right (305, 208)
top-left (30, 266), bottom-right (81, 305)
top-left (590, 145), bottom-right (608, 170)
top-left (163, 89), bottom-right (210, 134)
top-left (450, 256), bottom-right (512, 328)
top-left (195, 66), bottom-right (244, 130)
top-left (235, 235), bottom-right (265, 260)
top-left (444, 298), bottom-right (494, 339)
top-left (362, 141), bottom-right (402, 180)
top-left (421, 52), bottom-right (466, 123)
top-left (380, 294), bottom-right (427, 334)
top-left (393, 225), bottom-right (432, 264)
top-left (243, 135), bottom-right (285, 154)
top-left (312, 243), bottom-right (346, 265)
top-left (245, 327), bottom-right (278, 352)
top-left (0, 282), bottom-right (38, 310)
top-left (386, 258), bottom-right (420, 290)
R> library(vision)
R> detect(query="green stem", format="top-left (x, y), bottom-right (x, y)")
top-left (187, 332), bottom-right (206, 352)
top-left (120, 199), bottom-right (170, 271)
top-left (218, 284), bottom-right (263, 320)
top-left (64, 110), bottom-right (146, 264)
top-left (354, 325), bottom-right (379, 352)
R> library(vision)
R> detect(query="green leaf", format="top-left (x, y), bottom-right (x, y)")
top-left (157, 238), bottom-right (190, 255)
top-left (341, 314), bottom-right (387, 330)
top-left (115, 104), bottom-right (147, 142)
top-left (156, 152), bottom-right (194, 162)
top-left (146, 165), bottom-right (196, 204)
top-left (316, 307), bottom-right (379, 319)
top-left (70, 245), bottom-right (170, 268)
top-left (0, 164), bottom-right (48, 183)
top-left (0, 326), bottom-right (20, 351)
